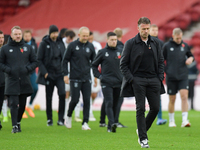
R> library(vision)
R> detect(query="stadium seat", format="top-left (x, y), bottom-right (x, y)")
top-left (0, 7), bottom-right (4, 15)
top-left (163, 21), bottom-right (179, 38)
top-left (0, 16), bottom-right (4, 22)
top-left (158, 28), bottom-right (166, 41)
top-left (8, 0), bottom-right (19, 7)
top-left (175, 13), bottom-right (191, 30)
top-left (4, 7), bottom-right (16, 15)
top-left (191, 32), bottom-right (200, 47)
top-left (0, 0), bottom-right (8, 7)
top-left (187, 7), bottom-right (200, 22)
top-left (16, 6), bottom-right (26, 14)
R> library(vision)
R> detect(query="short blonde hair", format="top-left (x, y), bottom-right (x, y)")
top-left (79, 26), bottom-right (89, 34)
top-left (11, 26), bottom-right (22, 33)
top-left (113, 28), bottom-right (123, 38)
top-left (172, 28), bottom-right (182, 35)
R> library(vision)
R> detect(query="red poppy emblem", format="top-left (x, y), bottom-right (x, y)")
top-left (182, 43), bottom-right (185, 48)
top-left (118, 55), bottom-right (121, 59)
top-left (20, 48), bottom-right (24, 53)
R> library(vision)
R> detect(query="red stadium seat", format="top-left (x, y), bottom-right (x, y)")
top-left (163, 21), bottom-right (179, 38)
top-left (191, 32), bottom-right (200, 47)
top-left (158, 29), bottom-right (166, 42)
top-left (187, 7), bottom-right (200, 22)
top-left (0, 0), bottom-right (8, 7)
top-left (0, 16), bottom-right (4, 22)
top-left (8, 0), bottom-right (19, 7)
top-left (4, 7), bottom-right (16, 15)
top-left (16, 6), bottom-right (26, 14)
top-left (0, 7), bottom-right (4, 15)
top-left (175, 13), bottom-right (191, 30)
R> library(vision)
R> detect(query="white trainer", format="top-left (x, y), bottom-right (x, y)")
top-left (169, 122), bottom-right (176, 127)
top-left (140, 139), bottom-right (150, 148)
top-left (65, 116), bottom-right (72, 128)
top-left (181, 120), bottom-right (191, 127)
top-left (89, 116), bottom-right (96, 121)
top-left (82, 122), bottom-right (91, 130)
top-left (74, 117), bottom-right (82, 122)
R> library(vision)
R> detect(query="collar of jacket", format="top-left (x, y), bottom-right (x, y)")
top-left (105, 44), bottom-right (117, 50)
top-left (76, 38), bottom-right (89, 46)
top-left (42, 35), bottom-right (62, 44)
top-left (8, 36), bottom-right (24, 46)
top-left (169, 38), bottom-right (183, 46)
top-left (135, 33), bottom-right (154, 44)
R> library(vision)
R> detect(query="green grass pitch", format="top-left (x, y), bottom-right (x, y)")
top-left (0, 110), bottom-right (199, 150)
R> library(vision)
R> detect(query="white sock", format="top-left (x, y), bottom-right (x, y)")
top-left (64, 98), bottom-right (69, 120)
top-left (89, 98), bottom-right (94, 117)
top-left (2, 100), bottom-right (8, 117)
top-left (75, 101), bottom-right (81, 118)
top-left (182, 112), bottom-right (188, 122)
top-left (169, 113), bottom-right (175, 123)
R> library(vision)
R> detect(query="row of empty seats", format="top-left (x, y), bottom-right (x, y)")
top-left (0, 0), bottom-right (39, 22)
top-left (158, 2), bottom-right (200, 41)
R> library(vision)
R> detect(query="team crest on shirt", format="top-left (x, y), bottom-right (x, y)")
top-left (76, 46), bottom-right (79, 50)
top-left (105, 52), bottom-right (109, 57)
top-left (86, 47), bottom-right (90, 53)
top-left (47, 45), bottom-right (50, 48)
top-left (180, 47), bottom-right (184, 51)
top-left (9, 49), bottom-right (13, 52)
top-left (170, 47), bottom-right (174, 51)
top-left (23, 46), bottom-right (28, 52)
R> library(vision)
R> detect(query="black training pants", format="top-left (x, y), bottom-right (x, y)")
top-left (0, 86), bottom-right (5, 116)
top-left (101, 86), bottom-right (121, 130)
top-left (68, 81), bottom-right (91, 125)
top-left (8, 95), bottom-right (27, 126)
top-left (132, 77), bottom-right (160, 141)
top-left (45, 76), bottom-right (65, 122)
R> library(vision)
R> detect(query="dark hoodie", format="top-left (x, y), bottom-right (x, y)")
top-left (163, 38), bottom-right (193, 80)
top-left (0, 37), bottom-right (38, 95)
top-left (92, 44), bottom-right (123, 88)
top-left (37, 35), bottom-right (65, 85)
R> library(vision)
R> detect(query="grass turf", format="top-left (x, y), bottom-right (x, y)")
top-left (0, 110), bottom-right (199, 150)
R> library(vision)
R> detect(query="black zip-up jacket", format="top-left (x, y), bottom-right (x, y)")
top-left (92, 44), bottom-right (123, 87)
top-left (0, 47), bottom-right (5, 87)
top-left (163, 39), bottom-right (193, 80)
top-left (117, 40), bottom-right (124, 50)
top-left (25, 37), bottom-right (38, 54)
top-left (0, 37), bottom-right (38, 95)
top-left (62, 39), bottom-right (96, 81)
top-left (36, 35), bottom-right (65, 85)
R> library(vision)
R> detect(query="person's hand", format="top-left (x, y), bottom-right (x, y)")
top-left (44, 73), bottom-right (48, 79)
top-left (64, 76), bottom-right (69, 84)
top-left (185, 57), bottom-right (193, 65)
top-left (93, 77), bottom-right (97, 87)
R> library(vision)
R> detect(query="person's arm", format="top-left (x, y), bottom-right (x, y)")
top-left (62, 43), bottom-right (72, 84)
top-left (0, 48), bottom-right (11, 74)
top-left (37, 42), bottom-right (48, 77)
top-left (92, 50), bottom-right (103, 79)
top-left (185, 45), bottom-right (194, 65)
top-left (120, 40), bottom-right (134, 83)
top-left (157, 42), bottom-right (165, 81)
top-left (26, 46), bottom-right (38, 72)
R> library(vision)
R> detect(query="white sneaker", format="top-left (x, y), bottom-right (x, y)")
top-left (169, 122), bottom-right (176, 127)
top-left (82, 122), bottom-right (91, 130)
top-left (140, 139), bottom-right (150, 148)
top-left (181, 120), bottom-right (191, 127)
top-left (89, 116), bottom-right (96, 121)
top-left (65, 117), bottom-right (72, 128)
top-left (74, 117), bottom-right (82, 122)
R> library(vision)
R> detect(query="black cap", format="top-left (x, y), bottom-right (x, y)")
top-left (49, 25), bottom-right (58, 35)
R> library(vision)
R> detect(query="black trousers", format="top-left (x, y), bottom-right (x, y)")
top-left (188, 80), bottom-right (195, 109)
top-left (102, 86), bottom-right (121, 129)
top-left (45, 76), bottom-right (65, 122)
top-left (100, 96), bottom-right (123, 124)
top-left (132, 77), bottom-right (160, 141)
top-left (0, 86), bottom-right (5, 116)
top-left (8, 95), bottom-right (27, 126)
top-left (68, 81), bottom-right (91, 124)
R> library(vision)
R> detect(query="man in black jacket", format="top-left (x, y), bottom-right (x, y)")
top-left (0, 26), bottom-right (38, 133)
top-left (37, 25), bottom-right (66, 126)
top-left (92, 32), bottom-right (123, 133)
top-left (62, 26), bottom-right (96, 130)
top-left (120, 17), bottom-right (165, 148)
top-left (0, 30), bottom-right (5, 130)
top-left (23, 29), bottom-right (38, 118)
top-left (163, 28), bottom-right (193, 128)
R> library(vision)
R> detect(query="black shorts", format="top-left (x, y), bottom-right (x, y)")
top-left (166, 79), bottom-right (189, 95)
